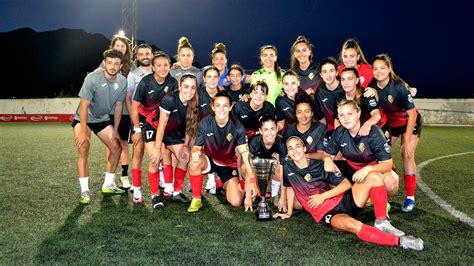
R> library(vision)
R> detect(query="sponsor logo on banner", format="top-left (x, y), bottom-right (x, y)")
top-left (0, 115), bottom-right (13, 121)
top-left (44, 116), bottom-right (59, 121)
top-left (14, 115), bottom-right (28, 121)
top-left (30, 115), bottom-right (43, 122)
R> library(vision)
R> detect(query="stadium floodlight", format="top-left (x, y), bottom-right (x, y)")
top-left (118, 30), bottom-right (126, 37)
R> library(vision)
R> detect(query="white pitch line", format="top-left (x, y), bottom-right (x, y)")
top-left (417, 151), bottom-right (474, 228)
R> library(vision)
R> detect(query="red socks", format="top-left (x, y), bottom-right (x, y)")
top-left (370, 185), bottom-right (388, 221)
top-left (404, 174), bottom-right (417, 197)
top-left (174, 167), bottom-right (187, 193)
top-left (189, 174), bottom-right (203, 199)
top-left (357, 224), bottom-right (399, 246)
top-left (162, 164), bottom-right (173, 184)
top-left (131, 168), bottom-right (142, 187)
top-left (148, 171), bottom-right (159, 196)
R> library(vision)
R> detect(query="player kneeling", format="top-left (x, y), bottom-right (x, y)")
top-left (274, 136), bottom-right (423, 250)
top-left (187, 92), bottom-right (256, 212)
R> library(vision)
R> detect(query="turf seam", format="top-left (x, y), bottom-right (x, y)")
top-left (417, 151), bottom-right (474, 228)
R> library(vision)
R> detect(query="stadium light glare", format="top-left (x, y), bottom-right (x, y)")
top-left (118, 30), bottom-right (126, 37)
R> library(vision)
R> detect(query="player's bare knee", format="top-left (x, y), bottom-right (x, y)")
top-left (367, 172), bottom-right (384, 186)
top-left (228, 196), bottom-right (242, 207)
top-left (343, 219), bottom-right (360, 232)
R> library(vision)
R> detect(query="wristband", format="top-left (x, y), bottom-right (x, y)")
top-left (250, 178), bottom-right (256, 184)
top-left (133, 127), bottom-right (142, 133)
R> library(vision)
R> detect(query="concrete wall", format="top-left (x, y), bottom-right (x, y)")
top-left (0, 97), bottom-right (473, 125)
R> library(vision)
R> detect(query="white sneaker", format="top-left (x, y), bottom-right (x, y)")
top-left (374, 219), bottom-right (405, 237)
top-left (120, 176), bottom-right (131, 189)
top-left (400, 235), bottom-right (424, 250)
top-left (133, 188), bottom-right (143, 204)
top-left (208, 185), bottom-right (217, 195)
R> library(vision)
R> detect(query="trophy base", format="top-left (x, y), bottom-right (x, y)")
top-left (256, 211), bottom-right (272, 221)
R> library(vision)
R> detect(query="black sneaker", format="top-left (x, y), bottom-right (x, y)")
top-left (152, 195), bottom-right (164, 209)
top-left (215, 187), bottom-right (226, 197)
top-left (171, 193), bottom-right (191, 204)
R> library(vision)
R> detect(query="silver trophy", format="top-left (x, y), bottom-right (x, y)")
top-left (251, 157), bottom-right (276, 221)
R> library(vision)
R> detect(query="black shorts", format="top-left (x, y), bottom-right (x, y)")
top-left (110, 114), bottom-right (132, 141)
top-left (139, 115), bottom-right (157, 143)
top-left (334, 160), bottom-right (356, 184)
top-left (204, 156), bottom-right (239, 184)
top-left (390, 112), bottom-right (423, 138)
top-left (320, 190), bottom-right (362, 227)
top-left (71, 119), bottom-right (112, 135)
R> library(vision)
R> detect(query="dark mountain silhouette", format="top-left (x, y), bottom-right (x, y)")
top-left (0, 28), bottom-right (194, 99)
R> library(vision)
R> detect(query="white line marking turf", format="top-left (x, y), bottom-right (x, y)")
top-left (417, 151), bottom-right (474, 228)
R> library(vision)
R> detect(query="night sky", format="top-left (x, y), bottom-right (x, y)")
top-left (1, 0), bottom-right (471, 98)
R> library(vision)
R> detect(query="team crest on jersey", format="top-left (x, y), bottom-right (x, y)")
top-left (306, 136), bottom-right (313, 145)
top-left (323, 138), bottom-right (329, 148)
top-left (384, 131), bottom-right (391, 141)
top-left (358, 142), bottom-right (366, 153)
top-left (369, 99), bottom-right (377, 107)
top-left (408, 94), bottom-right (414, 103)
top-left (308, 72), bottom-right (314, 80)
top-left (232, 170), bottom-right (237, 176)
top-left (304, 173), bottom-right (312, 182)
top-left (387, 95), bottom-right (394, 104)
top-left (226, 133), bottom-right (233, 142)
top-left (384, 143), bottom-right (391, 153)
top-left (113, 83), bottom-right (119, 90)
top-left (164, 86), bottom-right (169, 93)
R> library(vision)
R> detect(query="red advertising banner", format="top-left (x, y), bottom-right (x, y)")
top-left (0, 114), bottom-right (74, 123)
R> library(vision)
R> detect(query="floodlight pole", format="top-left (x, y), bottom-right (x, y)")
top-left (122, 0), bottom-right (138, 52)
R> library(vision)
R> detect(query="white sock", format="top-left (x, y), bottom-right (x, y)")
top-left (159, 168), bottom-right (165, 188)
top-left (172, 191), bottom-right (180, 196)
top-left (271, 180), bottom-right (280, 198)
top-left (133, 187), bottom-right (142, 198)
top-left (205, 173), bottom-right (216, 189)
top-left (407, 196), bottom-right (415, 201)
top-left (164, 183), bottom-right (174, 194)
top-left (103, 172), bottom-right (115, 187)
top-left (79, 177), bottom-right (89, 192)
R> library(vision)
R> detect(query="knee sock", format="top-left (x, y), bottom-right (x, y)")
top-left (370, 185), bottom-right (388, 221)
top-left (357, 224), bottom-right (399, 246)
top-left (148, 171), bottom-right (159, 196)
top-left (404, 174), bottom-right (416, 198)
top-left (131, 168), bottom-right (142, 187)
top-left (162, 164), bottom-right (174, 194)
top-left (173, 167), bottom-right (187, 193)
top-left (216, 178), bottom-right (223, 189)
top-left (189, 174), bottom-right (203, 199)
top-left (240, 179), bottom-right (245, 192)
top-left (121, 164), bottom-right (129, 177)
top-left (103, 172), bottom-right (115, 187)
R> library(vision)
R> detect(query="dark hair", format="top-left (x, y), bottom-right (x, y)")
top-left (319, 57), bottom-right (338, 73)
top-left (259, 114), bottom-right (277, 128)
top-left (294, 91), bottom-right (314, 113)
top-left (259, 45), bottom-right (282, 81)
top-left (204, 65), bottom-right (220, 77)
top-left (251, 80), bottom-right (269, 96)
top-left (372, 54), bottom-right (410, 88)
top-left (103, 49), bottom-right (124, 62)
top-left (152, 52), bottom-right (171, 66)
top-left (340, 67), bottom-right (362, 105)
top-left (135, 43), bottom-right (153, 54)
top-left (109, 35), bottom-right (132, 77)
top-left (290, 36), bottom-right (314, 70)
top-left (339, 38), bottom-right (369, 66)
top-left (179, 74), bottom-right (199, 140)
top-left (229, 64), bottom-right (244, 76)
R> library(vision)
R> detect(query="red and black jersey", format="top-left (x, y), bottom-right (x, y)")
top-left (194, 115), bottom-right (247, 167)
top-left (275, 95), bottom-right (296, 127)
top-left (335, 93), bottom-right (387, 128)
top-left (159, 91), bottom-right (187, 144)
top-left (314, 83), bottom-right (344, 131)
top-left (295, 63), bottom-right (321, 93)
top-left (283, 122), bottom-right (328, 153)
top-left (198, 88), bottom-right (215, 120)
top-left (338, 63), bottom-right (373, 88)
top-left (249, 135), bottom-right (287, 164)
top-left (232, 100), bottom-right (276, 140)
top-left (325, 125), bottom-right (391, 171)
top-left (133, 74), bottom-right (178, 120)
top-left (370, 79), bottom-right (416, 128)
top-left (224, 84), bottom-right (250, 104)
top-left (283, 159), bottom-right (346, 222)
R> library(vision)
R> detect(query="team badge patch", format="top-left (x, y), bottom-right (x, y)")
top-left (232, 170), bottom-right (237, 176)
top-left (384, 143), bottom-right (391, 153)
top-left (226, 133), bottom-right (233, 142)
top-left (384, 131), bottom-right (391, 141)
top-left (304, 173), bottom-right (312, 182)
top-left (408, 94), bottom-right (414, 103)
top-left (358, 142), bottom-right (366, 153)
top-left (164, 86), bottom-right (169, 93)
top-left (113, 83), bottom-right (119, 90)
top-left (387, 95), bottom-right (394, 104)
top-left (308, 72), bottom-right (314, 80)
top-left (369, 99), bottom-right (377, 107)
top-left (306, 136), bottom-right (313, 145)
